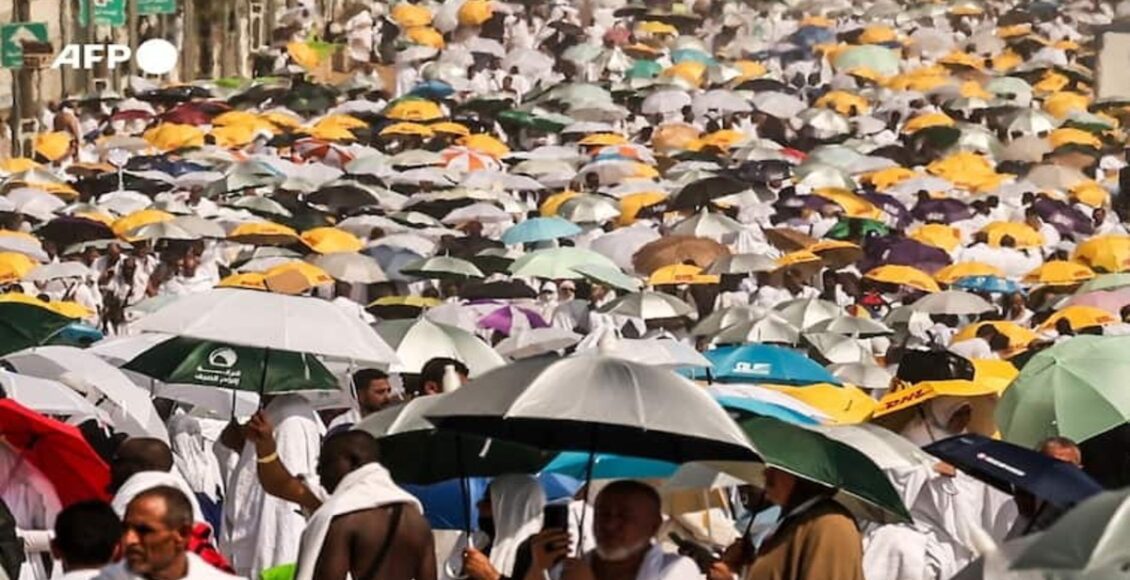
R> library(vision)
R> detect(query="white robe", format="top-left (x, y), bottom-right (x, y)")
top-left (168, 414), bottom-right (225, 502)
top-left (95, 552), bottom-right (244, 580)
top-left (221, 395), bottom-right (321, 578)
top-left (0, 446), bottom-right (61, 580)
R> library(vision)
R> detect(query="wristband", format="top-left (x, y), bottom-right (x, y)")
top-left (257, 451), bottom-right (279, 464)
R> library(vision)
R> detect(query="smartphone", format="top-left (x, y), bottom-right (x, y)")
top-left (542, 503), bottom-right (569, 531)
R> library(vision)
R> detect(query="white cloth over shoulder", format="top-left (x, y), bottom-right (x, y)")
top-left (222, 395), bottom-right (321, 578)
top-left (487, 474), bottom-right (546, 577)
top-left (95, 552), bottom-right (244, 580)
top-left (294, 463), bottom-right (421, 580)
top-left (552, 543), bottom-right (699, 579)
top-left (168, 414), bottom-right (225, 502)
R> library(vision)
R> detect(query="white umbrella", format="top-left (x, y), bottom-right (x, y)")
top-left (496, 327), bottom-right (582, 359)
top-left (0, 234), bottom-right (49, 262)
top-left (713, 314), bottom-right (800, 345)
top-left (599, 291), bottom-right (695, 320)
top-left (670, 208), bottom-right (745, 242)
top-left (807, 316), bottom-right (892, 337)
top-left (7, 187), bottom-right (66, 221)
top-left (692, 89), bottom-right (753, 116)
top-left (693, 306), bottom-right (758, 336)
top-left (752, 92), bottom-right (807, 119)
top-left (828, 362), bottom-right (893, 391)
top-left (23, 261), bottom-right (92, 282)
top-left (133, 288), bottom-right (399, 365)
top-left (309, 252), bottom-right (388, 284)
top-left (642, 89), bottom-right (692, 115)
top-left (170, 215), bottom-right (226, 238)
top-left (805, 332), bottom-right (873, 364)
top-left (126, 221), bottom-right (200, 241)
top-left (557, 194), bottom-right (621, 224)
top-left (442, 202), bottom-right (511, 225)
top-left (706, 253), bottom-right (777, 275)
top-left (773, 298), bottom-right (842, 330)
top-left (577, 335), bottom-right (712, 368)
top-left (374, 317), bottom-right (505, 375)
top-left (913, 291), bottom-right (995, 315)
top-left (590, 226), bottom-right (662, 272)
top-left (367, 233), bottom-right (436, 256)
top-left (0, 369), bottom-right (106, 420)
top-left (3, 346), bottom-right (168, 442)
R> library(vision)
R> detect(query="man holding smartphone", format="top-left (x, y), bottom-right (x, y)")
top-left (522, 481), bottom-right (699, 580)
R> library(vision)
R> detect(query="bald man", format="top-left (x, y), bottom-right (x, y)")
top-left (524, 481), bottom-right (698, 580)
top-left (294, 431), bottom-right (434, 580)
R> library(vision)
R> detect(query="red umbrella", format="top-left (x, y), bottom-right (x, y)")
top-left (0, 399), bottom-right (109, 506)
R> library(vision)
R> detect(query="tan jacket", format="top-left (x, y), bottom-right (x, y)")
top-left (745, 499), bottom-right (865, 580)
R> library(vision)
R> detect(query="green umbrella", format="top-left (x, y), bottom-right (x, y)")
top-left (355, 395), bottom-right (553, 484)
top-left (123, 336), bottom-right (340, 394)
top-left (997, 336), bottom-right (1130, 447)
top-left (400, 256), bottom-right (484, 280)
top-left (497, 110), bottom-right (570, 133)
top-left (1077, 273), bottom-right (1130, 293)
top-left (826, 217), bottom-right (891, 241)
top-left (0, 301), bottom-right (76, 358)
top-left (508, 247), bottom-right (620, 279)
top-left (718, 416), bottom-right (911, 525)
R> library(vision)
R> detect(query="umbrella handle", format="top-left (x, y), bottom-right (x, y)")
top-left (575, 442), bottom-right (597, 558)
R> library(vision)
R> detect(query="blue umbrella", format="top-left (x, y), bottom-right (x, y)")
top-left (543, 452), bottom-right (678, 480)
top-left (410, 79), bottom-right (455, 99)
top-left (788, 25), bottom-right (835, 48)
top-left (404, 474), bottom-right (579, 531)
top-left (501, 217), bottom-right (582, 245)
top-left (49, 323), bottom-right (104, 347)
top-left (953, 275), bottom-right (1022, 294)
top-left (364, 245), bottom-right (425, 282)
top-left (692, 344), bottom-right (841, 386)
top-left (925, 434), bottom-right (1103, 508)
top-left (671, 48), bottom-right (716, 65)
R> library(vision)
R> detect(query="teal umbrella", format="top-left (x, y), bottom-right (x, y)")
top-left (123, 336), bottom-right (339, 394)
top-left (720, 417), bottom-right (911, 524)
top-left (997, 335), bottom-right (1130, 447)
top-left (627, 60), bottom-right (663, 79)
top-left (498, 110), bottom-right (570, 133)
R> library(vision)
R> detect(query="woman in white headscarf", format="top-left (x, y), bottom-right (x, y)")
top-left (900, 396), bottom-right (973, 448)
top-left (449, 474), bottom-right (546, 580)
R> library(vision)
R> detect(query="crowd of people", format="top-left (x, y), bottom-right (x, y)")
top-left (4, 0), bottom-right (1130, 578)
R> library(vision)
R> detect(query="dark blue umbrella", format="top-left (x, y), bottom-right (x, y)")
top-left (881, 238), bottom-right (952, 274)
top-left (911, 198), bottom-right (973, 223)
top-left (925, 434), bottom-right (1103, 508)
top-left (788, 25), bottom-right (835, 48)
top-left (691, 344), bottom-right (841, 386)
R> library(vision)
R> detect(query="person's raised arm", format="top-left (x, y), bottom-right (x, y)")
top-left (246, 411), bottom-right (323, 513)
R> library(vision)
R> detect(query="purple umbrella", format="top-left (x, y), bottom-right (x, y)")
top-left (863, 237), bottom-right (952, 274)
top-left (1032, 197), bottom-right (1094, 237)
top-left (861, 192), bottom-right (910, 229)
top-left (478, 305), bottom-right (549, 335)
top-left (911, 198), bottom-right (972, 223)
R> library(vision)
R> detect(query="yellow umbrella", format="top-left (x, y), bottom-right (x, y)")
top-left (227, 221), bottom-right (301, 245)
top-left (307, 123), bottom-right (356, 142)
top-left (910, 224), bottom-right (963, 252)
top-left (459, 134), bottom-right (510, 158)
top-left (380, 122), bottom-right (435, 138)
top-left (210, 124), bottom-right (259, 148)
top-left (1034, 71), bottom-right (1070, 95)
top-left (300, 227), bottom-right (363, 254)
top-left (264, 261), bottom-right (334, 286)
top-left (651, 124), bottom-right (701, 152)
top-left (458, 0), bottom-right (493, 25)
top-left (636, 21), bottom-right (678, 35)
top-left (286, 41), bottom-right (321, 69)
top-left (1038, 305), bottom-right (1118, 332)
top-left (813, 188), bottom-right (882, 219)
top-left (1074, 235), bottom-right (1130, 272)
top-left (992, 51), bottom-right (1023, 72)
top-left (815, 91), bottom-right (871, 115)
top-left (1024, 260), bottom-right (1095, 286)
top-left (649, 264), bottom-right (719, 286)
top-left (935, 261), bottom-right (1005, 284)
top-left (540, 191), bottom-right (580, 217)
top-left (0, 252), bottom-right (36, 281)
top-left (1049, 127), bottom-right (1102, 149)
top-left (1044, 91), bottom-right (1090, 119)
top-left (579, 133), bottom-right (628, 147)
top-left (112, 209), bottom-right (174, 237)
top-left (972, 359), bottom-right (1019, 395)
top-left (47, 300), bottom-right (93, 319)
top-left (959, 81), bottom-right (992, 99)
top-left (981, 221), bottom-right (1044, 249)
top-left (217, 272), bottom-right (268, 291)
top-left (316, 114), bottom-right (367, 130)
top-left (864, 265), bottom-right (941, 293)
top-left (431, 121), bottom-right (471, 137)
top-left (733, 60), bottom-right (767, 80)
top-left (800, 14), bottom-right (834, 27)
top-left (691, 129), bottom-right (745, 151)
top-left (33, 132), bottom-right (73, 162)
top-left (1070, 180), bottom-right (1109, 208)
top-left (807, 240), bottom-right (863, 269)
top-left (405, 26), bottom-right (445, 49)
top-left (662, 61), bottom-right (707, 87)
top-left (927, 152), bottom-right (999, 191)
top-left (939, 52), bottom-right (985, 71)
top-left (369, 295), bottom-right (442, 308)
top-left (618, 192), bottom-right (667, 225)
top-left (865, 167), bottom-right (916, 190)
top-left (391, 2), bottom-right (433, 27)
top-left (143, 123), bottom-right (205, 151)
top-left (260, 111), bottom-right (303, 130)
top-left (874, 379), bottom-right (999, 418)
top-left (386, 99), bottom-right (444, 122)
top-left (213, 111), bottom-right (276, 132)
top-left (0, 158), bottom-right (40, 173)
top-left (767, 384), bottom-right (877, 424)
top-left (955, 321), bottom-right (1038, 349)
top-left (998, 24), bottom-right (1032, 39)
top-left (903, 112), bottom-right (955, 134)
top-left (949, 3), bottom-right (984, 16)
top-left (858, 25), bottom-right (897, 45)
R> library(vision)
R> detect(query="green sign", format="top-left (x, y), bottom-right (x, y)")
top-left (138, 0), bottom-right (177, 15)
top-left (0, 22), bottom-right (48, 69)
top-left (79, 0), bottom-right (127, 27)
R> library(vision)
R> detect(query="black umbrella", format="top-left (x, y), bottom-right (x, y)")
top-left (668, 176), bottom-right (749, 210)
top-left (896, 349), bottom-right (975, 383)
top-left (926, 434), bottom-right (1103, 508)
top-left (459, 280), bottom-right (536, 300)
top-left (135, 85), bottom-right (212, 103)
top-left (35, 216), bottom-right (115, 248)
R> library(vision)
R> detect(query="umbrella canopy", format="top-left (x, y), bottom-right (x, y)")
top-left (694, 344), bottom-right (840, 386)
top-left (500, 217), bottom-right (582, 245)
top-left (926, 434), bottom-right (1103, 508)
top-left (911, 291), bottom-right (996, 315)
top-left (401, 255), bottom-right (484, 280)
top-left (598, 291), bottom-right (695, 320)
top-left (375, 317), bottom-right (505, 375)
top-left (133, 289), bottom-right (398, 365)
top-left (1010, 489), bottom-right (1130, 574)
top-left (355, 394), bottom-right (553, 484)
top-left (0, 369), bottom-right (104, 419)
top-left (0, 296), bottom-right (79, 357)
top-left (495, 327), bottom-right (582, 360)
top-left (422, 356), bottom-right (757, 463)
top-left (0, 399), bottom-right (109, 506)
top-left (508, 247), bottom-right (620, 279)
top-left (309, 252), bottom-right (388, 284)
top-left (123, 336), bottom-right (339, 394)
top-left (997, 336), bottom-right (1130, 446)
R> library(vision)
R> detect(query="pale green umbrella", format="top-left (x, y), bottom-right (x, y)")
top-left (997, 336), bottom-right (1130, 447)
top-left (508, 247), bottom-right (619, 279)
top-left (401, 256), bottom-right (484, 280)
top-left (833, 45), bottom-right (901, 77)
top-left (569, 263), bottom-right (642, 293)
top-left (375, 317), bottom-right (505, 375)
top-left (1077, 273), bottom-right (1130, 293)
